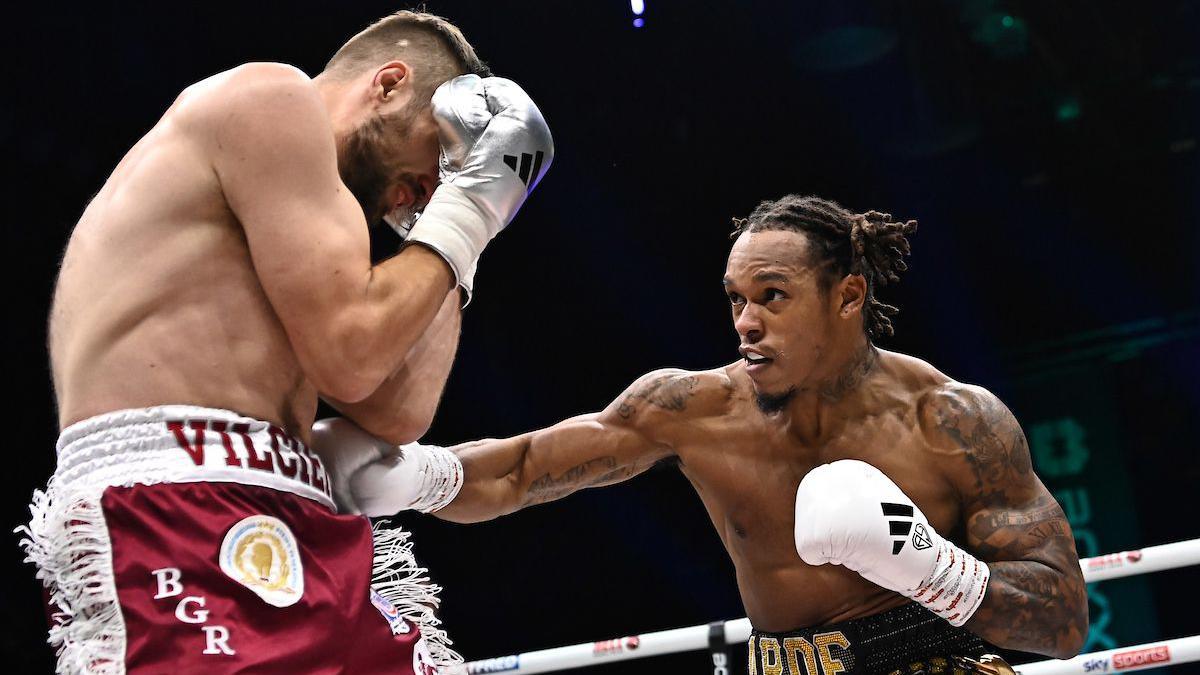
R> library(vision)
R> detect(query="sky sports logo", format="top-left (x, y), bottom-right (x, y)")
top-left (1082, 645), bottom-right (1171, 672)
top-left (1112, 645), bottom-right (1170, 669)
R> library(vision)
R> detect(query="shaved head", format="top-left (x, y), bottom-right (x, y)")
top-left (323, 10), bottom-right (490, 98)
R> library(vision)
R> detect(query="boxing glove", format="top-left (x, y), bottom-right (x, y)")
top-left (392, 75), bottom-right (553, 303)
top-left (794, 459), bottom-right (990, 626)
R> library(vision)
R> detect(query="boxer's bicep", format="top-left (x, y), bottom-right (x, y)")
top-left (211, 70), bottom-right (376, 398)
top-left (929, 386), bottom-right (1077, 568)
top-left (925, 384), bottom-right (1088, 656)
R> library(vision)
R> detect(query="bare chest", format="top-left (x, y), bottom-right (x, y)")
top-left (676, 413), bottom-right (962, 563)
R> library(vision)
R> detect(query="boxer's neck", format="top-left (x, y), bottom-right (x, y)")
top-left (313, 75), bottom-right (368, 146)
top-left (780, 335), bottom-right (878, 442)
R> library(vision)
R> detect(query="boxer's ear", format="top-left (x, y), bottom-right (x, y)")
top-left (374, 61), bottom-right (412, 102)
top-left (836, 274), bottom-right (867, 319)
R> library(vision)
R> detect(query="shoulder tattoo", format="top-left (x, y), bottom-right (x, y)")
top-left (617, 372), bottom-right (699, 420)
top-left (929, 386), bottom-right (1033, 505)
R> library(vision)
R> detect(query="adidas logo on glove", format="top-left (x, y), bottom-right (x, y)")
top-left (503, 151), bottom-right (546, 188)
top-left (881, 502), bottom-right (931, 554)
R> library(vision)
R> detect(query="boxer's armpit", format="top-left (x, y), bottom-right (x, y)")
top-left (925, 384), bottom-right (1088, 659)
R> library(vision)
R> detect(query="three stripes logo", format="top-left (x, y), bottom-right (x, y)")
top-left (503, 151), bottom-right (546, 189)
top-left (881, 502), bottom-right (930, 555)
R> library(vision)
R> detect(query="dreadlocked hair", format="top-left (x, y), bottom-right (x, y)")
top-left (730, 195), bottom-right (918, 340)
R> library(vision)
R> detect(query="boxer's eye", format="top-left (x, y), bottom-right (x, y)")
top-left (763, 289), bottom-right (786, 303)
top-left (728, 293), bottom-right (745, 306)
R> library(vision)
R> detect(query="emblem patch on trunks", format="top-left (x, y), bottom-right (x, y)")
top-left (370, 587), bottom-right (413, 635)
top-left (219, 515), bottom-right (304, 607)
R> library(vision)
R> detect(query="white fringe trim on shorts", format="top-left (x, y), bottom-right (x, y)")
top-left (371, 520), bottom-right (463, 669)
top-left (16, 405), bottom-right (332, 674)
top-left (17, 478), bottom-right (126, 675)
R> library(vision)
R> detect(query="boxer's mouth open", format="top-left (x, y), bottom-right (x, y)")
top-left (740, 348), bottom-right (774, 372)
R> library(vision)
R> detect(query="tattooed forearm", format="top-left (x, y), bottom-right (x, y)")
top-left (969, 560), bottom-right (1085, 649)
top-left (968, 500), bottom-right (1087, 657)
top-left (968, 558), bottom-right (1088, 659)
top-left (617, 372), bottom-right (698, 419)
top-left (523, 456), bottom-right (619, 506)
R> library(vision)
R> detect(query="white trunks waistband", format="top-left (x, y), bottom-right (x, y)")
top-left (56, 406), bottom-right (334, 510)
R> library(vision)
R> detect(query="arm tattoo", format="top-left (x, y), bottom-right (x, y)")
top-left (932, 390), bottom-right (1033, 500)
top-left (933, 388), bottom-right (1088, 658)
top-left (617, 372), bottom-right (698, 420)
top-left (523, 456), bottom-right (620, 506)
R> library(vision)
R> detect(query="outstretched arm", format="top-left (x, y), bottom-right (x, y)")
top-left (926, 385), bottom-right (1088, 659)
top-left (436, 370), bottom-right (696, 523)
top-left (312, 369), bottom-right (699, 518)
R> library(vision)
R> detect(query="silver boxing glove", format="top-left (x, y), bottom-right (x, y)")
top-left (399, 75), bottom-right (554, 303)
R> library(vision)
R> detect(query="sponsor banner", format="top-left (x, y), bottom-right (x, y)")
top-left (1112, 645), bottom-right (1170, 670)
top-left (1016, 363), bottom-right (1160, 651)
top-left (592, 636), bottom-right (641, 658)
top-left (1086, 551), bottom-right (1144, 573)
top-left (468, 655), bottom-right (520, 673)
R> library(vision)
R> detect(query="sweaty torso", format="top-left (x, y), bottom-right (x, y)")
top-left (664, 352), bottom-right (964, 632)
top-left (50, 66), bottom-right (316, 436)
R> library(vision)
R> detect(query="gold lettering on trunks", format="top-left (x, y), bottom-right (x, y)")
top-left (759, 637), bottom-right (783, 675)
top-left (748, 636), bottom-right (758, 675)
top-left (814, 632), bottom-right (850, 675)
top-left (783, 637), bottom-right (818, 675)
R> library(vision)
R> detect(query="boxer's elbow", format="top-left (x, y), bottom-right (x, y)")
top-left (1057, 590), bottom-right (1089, 659)
top-left (1035, 573), bottom-right (1089, 659)
top-left (359, 409), bottom-right (431, 447)
top-left (1056, 633), bottom-right (1086, 660)
top-left (312, 367), bottom-right (380, 405)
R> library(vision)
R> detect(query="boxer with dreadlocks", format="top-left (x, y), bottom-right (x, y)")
top-left (317, 195), bottom-right (1087, 675)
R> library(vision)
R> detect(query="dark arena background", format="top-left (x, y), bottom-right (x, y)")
top-left (5, 1), bottom-right (1199, 673)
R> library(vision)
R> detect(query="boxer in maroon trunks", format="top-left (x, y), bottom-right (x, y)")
top-left (20, 9), bottom-right (552, 674)
top-left (48, 407), bottom-right (440, 673)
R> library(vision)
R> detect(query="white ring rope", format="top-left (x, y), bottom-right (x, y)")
top-left (449, 538), bottom-right (1200, 675)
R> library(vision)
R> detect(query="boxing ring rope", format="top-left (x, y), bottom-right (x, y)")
top-left (449, 538), bottom-right (1200, 675)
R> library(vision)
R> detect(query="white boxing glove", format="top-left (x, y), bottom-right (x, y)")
top-left (349, 441), bottom-right (463, 517)
top-left (311, 418), bottom-right (392, 515)
top-left (391, 74), bottom-right (553, 304)
top-left (794, 460), bottom-right (990, 626)
top-left (310, 418), bottom-right (463, 517)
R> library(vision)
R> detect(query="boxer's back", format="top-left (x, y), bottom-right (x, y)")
top-left (51, 66), bottom-right (316, 434)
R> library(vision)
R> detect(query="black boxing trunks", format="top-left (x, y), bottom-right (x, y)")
top-left (747, 601), bottom-right (993, 675)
